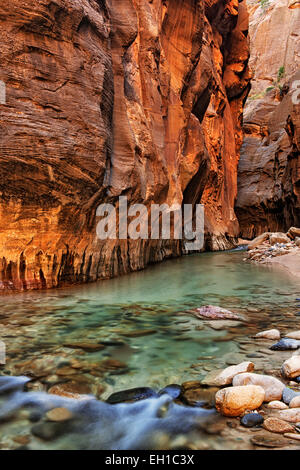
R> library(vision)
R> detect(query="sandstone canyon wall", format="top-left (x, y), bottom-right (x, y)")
top-left (0, 0), bottom-right (250, 291)
top-left (236, 0), bottom-right (300, 239)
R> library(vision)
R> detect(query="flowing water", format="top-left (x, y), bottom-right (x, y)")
top-left (0, 250), bottom-right (299, 450)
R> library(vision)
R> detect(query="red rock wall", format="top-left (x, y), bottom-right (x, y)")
top-left (236, 0), bottom-right (300, 239)
top-left (0, 0), bottom-right (250, 291)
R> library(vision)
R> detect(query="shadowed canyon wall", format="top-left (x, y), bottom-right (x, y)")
top-left (236, 0), bottom-right (300, 239)
top-left (0, 0), bottom-right (250, 291)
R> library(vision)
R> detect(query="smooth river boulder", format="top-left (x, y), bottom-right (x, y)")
top-left (281, 356), bottom-right (300, 379)
top-left (270, 338), bottom-right (300, 351)
top-left (289, 396), bottom-right (300, 408)
top-left (263, 417), bottom-right (295, 434)
top-left (255, 329), bottom-right (280, 340)
top-left (232, 373), bottom-right (284, 402)
top-left (240, 413), bottom-right (264, 428)
top-left (215, 385), bottom-right (265, 417)
top-left (267, 401), bottom-right (288, 410)
top-left (282, 387), bottom-right (300, 405)
top-left (202, 362), bottom-right (255, 386)
top-left (276, 409), bottom-right (300, 423)
top-left (285, 331), bottom-right (300, 340)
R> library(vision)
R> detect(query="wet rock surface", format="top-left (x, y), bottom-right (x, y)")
top-left (282, 356), bottom-right (300, 379)
top-left (232, 373), bottom-right (285, 402)
top-left (240, 413), bottom-right (264, 428)
top-left (215, 385), bottom-right (265, 417)
top-left (244, 229), bottom-right (300, 279)
top-left (106, 387), bottom-right (158, 404)
top-left (270, 339), bottom-right (300, 351)
top-left (263, 417), bottom-right (295, 434)
top-left (0, 251), bottom-right (300, 450)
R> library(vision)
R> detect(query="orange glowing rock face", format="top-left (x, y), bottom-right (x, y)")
top-left (0, 0), bottom-right (250, 291)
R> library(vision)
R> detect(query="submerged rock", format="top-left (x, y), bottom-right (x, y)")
top-left (46, 407), bottom-right (73, 423)
top-left (215, 385), bottom-right (265, 417)
top-left (193, 306), bottom-right (242, 321)
top-left (250, 434), bottom-right (289, 448)
top-left (106, 387), bottom-right (157, 404)
top-left (232, 373), bottom-right (285, 402)
top-left (31, 422), bottom-right (66, 441)
top-left (158, 385), bottom-right (182, 400)
top-left (63, 342), bottom-right (105, 352)
top-left (182, 386), bottom-right (218, 408)
top-left (240, 413), bottom-right (264, 428)
top-left (48, 383), bottom-right (93, 401)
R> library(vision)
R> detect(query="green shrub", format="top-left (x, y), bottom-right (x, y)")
top-left (259, 0), bottom-right (270, 11)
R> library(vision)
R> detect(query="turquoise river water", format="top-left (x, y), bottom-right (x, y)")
top-left (0, 250), bottom-right (299, 450)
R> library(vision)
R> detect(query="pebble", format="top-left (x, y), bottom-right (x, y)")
top-left (258, 349), bottom-right (275, 356)
top-left (283, 433), bottom-right (300, 440)
top-left (48, 383), bottom-right (92, 400)
top-left (13, 435), bottom-right (30, 445)
top-left (267, 401), bottom-right (288, 410)
top-left (46, 407), bottom-right (73, 422)
top-left (263, 417), bottom-right (295, 434)
top-left (207, 321), bottom-right (242, 330)
top-left (250, 434), bottom-right (289, 448)
top-left (240, 413), bottom-right (264, 428)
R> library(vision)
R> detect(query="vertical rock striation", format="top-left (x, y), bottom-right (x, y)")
top-left (236, 0), bottom-right (300, 239)
top-left (0, 0), bottom-right (250, 291)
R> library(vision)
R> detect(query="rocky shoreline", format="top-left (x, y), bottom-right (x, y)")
top-left (2, 302), bottom-right (300, 450)
top-left (243, 227), bottom-right (300, 279)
